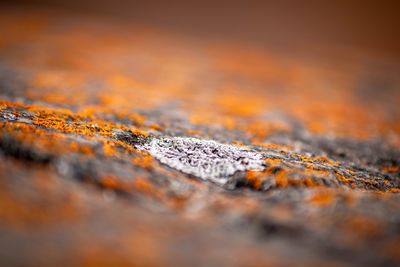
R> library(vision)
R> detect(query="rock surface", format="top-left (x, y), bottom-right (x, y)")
top-left (0, 6), bottom-right (399, 267)
top-left (139, 136), bottom-right (265, 184)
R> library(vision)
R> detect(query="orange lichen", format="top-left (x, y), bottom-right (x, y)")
top-left (384, 167), bottom-right (400, 173)
top-left (305, 166), bottom-right (331, 177)
top-left (343, 216), bottom-right (384, 239)
top-left (132, 154), bottom-right (154, 170)
top-left (0, 101), bottom-right (153, 161)
top-left (133, 178), bottom-right (155, 195)
top-left (336, 175), bottom-right (357, 188)
top-left (3, 98), bottom-right (387, 192)
top-left (298, 155), bottom-right (316, 164)
top-left (265, 159), bottom-right (283, 167)
top-left (132, 178), bottom-right (172, 205)
top-left (102, 142), bottom-right (118, 157)
top-left (389, 188), bottom-right (400, 193)
top-left (99, 176), bottom-right (133, 192)
top-left (1, 101), bottom-right (149, 141)
top-left (246, 171), bottom-right (265, 190)
top-left (2, 4), bottom-right (399, 144)
top-left (309, 190), bottom-right (336, 206)
top-left (68, 142), bottom-right (95, 156)
top-left (215, 95), bottom-right (264, 118)
top-left (0, 167), bottom-right (82, 228)
top-left (258, 143), bottom-right (293, 152)
top-left (274, 170), bottom-right (289, 188)
top-left (244, 121), bottom-right (291, 142)
top-left (150, 124), bottom-right (163, 132)
top-left (0, 122), bottom-right (95, 157)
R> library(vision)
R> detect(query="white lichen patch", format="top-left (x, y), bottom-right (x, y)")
top-left (138, 137), bottom-right (265, 185)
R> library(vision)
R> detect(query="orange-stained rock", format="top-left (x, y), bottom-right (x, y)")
top-left (0, 5), bottom-right (399, 267)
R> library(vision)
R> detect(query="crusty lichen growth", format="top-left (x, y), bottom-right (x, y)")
top-left (1, 99), bottom-right (399, 192)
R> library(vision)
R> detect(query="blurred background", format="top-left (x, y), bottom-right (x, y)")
top-left (3, 0), bottom-right (400, 60)
top-left (1, 0), bottom-right (399, 141)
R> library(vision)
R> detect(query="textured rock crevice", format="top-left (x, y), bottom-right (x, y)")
top-left (138, 136), bottom-right (265, 185)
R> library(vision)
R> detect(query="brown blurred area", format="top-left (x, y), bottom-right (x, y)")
top-left (2, 0), bottom-right (400, 61)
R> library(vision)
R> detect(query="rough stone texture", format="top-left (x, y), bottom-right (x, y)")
top-left (0, 6), bottom-right (399, 267)
top-left (139, 137), bottom-right (265, 184)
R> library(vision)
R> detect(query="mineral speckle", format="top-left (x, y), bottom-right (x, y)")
top-left (139, 137), bottom-right (265, 184)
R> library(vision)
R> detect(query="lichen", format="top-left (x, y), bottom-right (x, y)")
top-left (138, 136), bottom-right (265, 184)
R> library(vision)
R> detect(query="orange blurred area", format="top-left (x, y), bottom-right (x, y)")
top-left (0, 2), bottom-right (399, 143)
